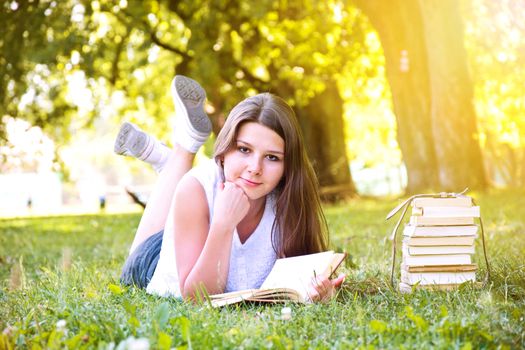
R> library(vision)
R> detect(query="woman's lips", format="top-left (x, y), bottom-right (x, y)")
top-left (240, 177), bottom-right (261, 187)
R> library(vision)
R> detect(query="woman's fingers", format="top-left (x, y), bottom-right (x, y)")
top-left (213, 181), bottom-right (250, 228)
top-left (308, 273), bottom-right (346, 302)
top-left (309, 276), bottom-right (332, 302)
top-left (331, 273), bottom-right (346, 288)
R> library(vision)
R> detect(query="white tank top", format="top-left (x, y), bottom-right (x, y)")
top-left (146, 159), bottom-right (278, 297)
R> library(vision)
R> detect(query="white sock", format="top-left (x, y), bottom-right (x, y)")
top-left (139, 138), bottom-right (171, 173)
top-left (174, 125), bottom-right (207, 154)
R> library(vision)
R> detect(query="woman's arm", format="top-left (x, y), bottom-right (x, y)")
top-left (173, 175), bottom-right (249, 298)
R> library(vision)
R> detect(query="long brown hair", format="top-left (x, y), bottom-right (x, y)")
top-left (213, 93), bottom-right (328, 257)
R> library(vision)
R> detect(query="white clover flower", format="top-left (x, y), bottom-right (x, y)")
top-left (281, 306), bottom-right (292, 321)
top-left (127, 338), bottom-right (149, 350)
top-left (116, 336), bottom-right (150, 350)
top-left (56, 319), bottom-right (67, 332)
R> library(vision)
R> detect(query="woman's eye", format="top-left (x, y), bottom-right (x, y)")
top-left (238, 146), bottom-right (249, 153)
top-left (266, 155), bottom-right (280, 161)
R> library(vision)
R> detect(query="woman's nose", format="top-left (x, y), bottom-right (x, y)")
top-left (247, 156), bottom-right (262, 174)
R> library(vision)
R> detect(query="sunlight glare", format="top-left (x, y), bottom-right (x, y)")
top-left (71, 51), bottom-right (81, 65)
top-left (94, 13), bottom-right (110, 38)
top-left (132, 69), bottom-right (146, 81)
top-left (71, 4), bottom-right (85, 23)
top-left (333, 3), bottom-right (343, 24)
top-left (497, 52), bottom-right (507, 62)
top-left (147, 46), bottom-right (160, 63)
top-left (66, 71), bottom-right (94, 111)
top-left (147, 13), bottom-right (158, 26)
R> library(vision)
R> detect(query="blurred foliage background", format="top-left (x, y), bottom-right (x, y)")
top-left (1, 0), bottom-right (523, 201)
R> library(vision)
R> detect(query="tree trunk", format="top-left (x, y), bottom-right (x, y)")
top-left (354, 0), bottom-right (440, 193)
top-left (295, 80), bottom-right (357, 200)
top-left (418, 0), bottom-right (487, 190)
top-left (355, 0), bottom-right (487, 192)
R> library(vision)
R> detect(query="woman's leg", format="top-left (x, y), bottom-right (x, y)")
top-left (117, 75), bottom-right (212, 252)
top-left (129, 145), bottom-right (194, 252)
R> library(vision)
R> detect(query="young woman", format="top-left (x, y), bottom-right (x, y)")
top-left (117, 75), bottom-right (345, 302)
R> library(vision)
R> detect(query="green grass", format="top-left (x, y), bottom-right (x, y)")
top-left (1, 189), bottom-right (524, 349)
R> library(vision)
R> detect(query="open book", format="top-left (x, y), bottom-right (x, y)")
top-left (209, 251), bottom-right (346, 307)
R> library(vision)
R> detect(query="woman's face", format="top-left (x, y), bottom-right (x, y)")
top-left (223, 122), bottom-right (285, 201)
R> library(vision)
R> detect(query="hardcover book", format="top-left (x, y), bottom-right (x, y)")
top-left (411, 206), bottom-right (480, 218)
top-left (401, 269), bottom-right (476, 285)
top-left (403, 235), bottom-right (477, 246)
top-left (403, 224), bottom-right (478, 237)
top-left (398, 282), bottom-right (479, 292)
top-left (401, 263), bottom-right (478, 273)
top-left (411, 197), bottom-right (473, 208)
top-left (409, 216), bottom-right (475, 226)
top-left (403, 243), bottom-right (475, 255)
top-left (209, 251), bottom-right (346, 307)
top-left (402, 246), bottom-right (472, 266)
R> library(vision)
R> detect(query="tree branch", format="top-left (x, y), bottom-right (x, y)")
top-left (147, 30), bottom-right (191, 60)
top-left (110, 28), bottom-right (130, 86)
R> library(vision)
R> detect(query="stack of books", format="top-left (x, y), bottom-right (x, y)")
top-left (399, 196), bottom-right (480, 292)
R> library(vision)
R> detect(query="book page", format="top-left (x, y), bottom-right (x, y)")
top-left (209, 289), bottom-right (258, 299)
top-left (260, 251), bottom-right (341, 300)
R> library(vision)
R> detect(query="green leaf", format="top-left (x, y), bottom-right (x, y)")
top-left (226, 327), bottom-right (240, 337)
top-left (122, 300), bottom-right (137, 316)
top-left (65, 333), bottom-right (84, 348)
top-left (460, 342), bottom-right (472, 350)
top-left (369, 319), bottom-right (387, 333)
top-left (154, 302), bottom-right (170, 330)
top-left (176, 316), bottom-right (191, 350)
top-left (128, 317), bottom-right (140, 335)
top-left (439, 305), bottom-right (448, 317)
top-left (46, 330), bottom-right (59, 349)
top-left (404, 306), bottom-right (428, 331)
top-left (157, 331), bottom-right (172, 350)
top-left (478, 330), bottom-right (494, 341)
top-left (0, 333), bottom-right (13, 350)
top-left (511, 308), bottom-right (521, 320)
top-left (108, 283), bottom-right (124, 295)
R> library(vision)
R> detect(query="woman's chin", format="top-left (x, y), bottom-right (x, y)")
top-left (243, 188), bottom-right (268, 202)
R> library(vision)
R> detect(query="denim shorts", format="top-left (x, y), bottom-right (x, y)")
top-left (120, 230), bottom-right (163, 288)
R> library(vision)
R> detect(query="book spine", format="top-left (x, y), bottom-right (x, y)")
top-left (409, 216), bottom-right (475, 226)
top-left (403, 224), bottom-right (478, 237)
top-left (404, 236), bottom-right (476, 246)
top-left (411, 206), bottom-right (480, 218)
top-left (402, 263), bottom-right (478, 273)
top-left (411, 197), bottom-right (472, 207)
top-left (406, 245), bottom-right (475, 255)
top-left (402, 253), bottom-right (472, 266)
top-left (401, 270), bottom-right (476, 285)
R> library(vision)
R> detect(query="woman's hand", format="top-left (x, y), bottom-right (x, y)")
top-left (211, 182), bottom-right (250, 231)
top-left (175, 179), bottom-right (249, 297)
top-left (306, 273), bottom-right (346, 303)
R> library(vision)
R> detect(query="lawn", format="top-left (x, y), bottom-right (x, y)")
top-left (1, 189), bottom-right (524, 349)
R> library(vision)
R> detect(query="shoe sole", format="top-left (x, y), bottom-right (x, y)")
top-left (114, 122), bottom-right (149, 157)
top-left (171, 76), bottom-right (212, 140)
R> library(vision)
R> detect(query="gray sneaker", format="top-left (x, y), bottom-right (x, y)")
top-left (114, 122), bottom-right (151, 159)
top-left (171, 75), bottom-right (212, 152)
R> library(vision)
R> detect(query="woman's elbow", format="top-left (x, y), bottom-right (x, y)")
top-left (181, 279), bottom-right (224, 300)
